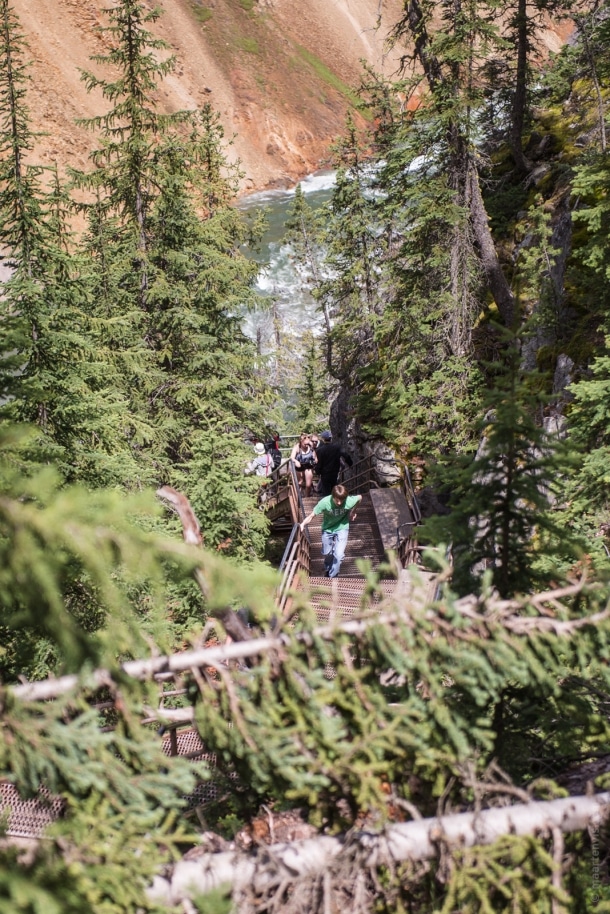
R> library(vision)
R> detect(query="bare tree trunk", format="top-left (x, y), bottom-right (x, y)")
top-left (467, 166), bottom-right (515, 327)
top-left (449, 220), bottom-right (473, 357)
top-left (402, 0), bottom-right (443, 91)
top-left (510, 0), bottom-right (530, 173)
top-left (399, 1), bottom-right (516, 329)
top-left (135, 184), bottom-right (149, 311)
top-left (579, 13), bottom-right (607, 153)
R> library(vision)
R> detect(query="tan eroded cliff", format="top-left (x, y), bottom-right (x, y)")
top-left (15, 0), bottom-right (405, 194)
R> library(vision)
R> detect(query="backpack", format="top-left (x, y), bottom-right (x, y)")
top-left (265, 439), bottom-right (282, 470)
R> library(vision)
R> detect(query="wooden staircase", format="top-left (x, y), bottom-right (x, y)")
top-left (271, 459), bottom-right (437, 618)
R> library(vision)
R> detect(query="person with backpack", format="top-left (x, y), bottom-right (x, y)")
top-left (244, 442), bottom-right (274, 478)
top-left (314, 430), bottom-right (353, 497)
top-left (264, 437), bottom-right (282, 472)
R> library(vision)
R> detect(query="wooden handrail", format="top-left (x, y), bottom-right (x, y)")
top-left (259, 460), bottom-right (303, 524)
top-left (398, 461), bottom-right (422, 524)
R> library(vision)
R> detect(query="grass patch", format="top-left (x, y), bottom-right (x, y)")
top-left (238, 0), bottom-right (255, 10)
top-left (190, 1), bottom-right (213, 24)
top-left (236, 36), bottom-right (260, 55)
top-left (294, 43), bottom-right (363, 111)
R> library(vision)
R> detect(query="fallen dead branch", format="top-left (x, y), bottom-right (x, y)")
top-left (9, 577), bottom-right (605, 703)
top-left (149, 792), bottom-right (610, 906)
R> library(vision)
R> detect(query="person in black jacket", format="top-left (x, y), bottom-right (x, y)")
top-left (314, 430), bottom-right (353, 497)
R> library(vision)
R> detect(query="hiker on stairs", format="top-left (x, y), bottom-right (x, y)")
top-left (300, 484), bottom-right (362, 579)
top-left (290, 434), bottom-right (317, 497)
top-left (314, 430), bottom-right (353, 496)
top-left (244, 441), bottom-right (274, 477)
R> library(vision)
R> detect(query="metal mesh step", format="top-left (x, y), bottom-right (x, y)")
top-left (298, 570), bottom-right (436, 623)
top-left (0, 782), bottom-right (66, 839)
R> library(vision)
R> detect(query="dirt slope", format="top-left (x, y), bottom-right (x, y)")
top-left (14, 0), bottom-right (405, 194)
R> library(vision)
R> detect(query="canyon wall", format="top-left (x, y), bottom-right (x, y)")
top-left (14, 0), bottom-right (405, 194)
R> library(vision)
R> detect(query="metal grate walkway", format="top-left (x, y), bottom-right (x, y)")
top-left (286, 482), bottom-right (436, 621)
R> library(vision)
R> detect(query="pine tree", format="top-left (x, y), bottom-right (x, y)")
top-left (141, 110), bottom-right (273, 555)
top-left (319, 114), bottom-right (384, 389)
top-left (73, 0), bottom-right (186, 307)
top-left (73, 1), bottom-right (273, 552)
top-left (424, 336), bottom-right (575, 598)
top-left (552, 5), bottom-right (610, 540)
top-left (77, 193), bottom-right (161, 484)
top-left (502, 0), bottom-right (574, 172)
top-left (68, 0), bottom-right (181, 467)
top-left (0, 0), bottom-right (135, 486)
top-left (563, 331), bottom-right (610, 550)
top-left (289, 332), bottom-right (329, 432)
top-left (351, 67), bottom-right (485, 455)
top-left (390, 0), bottom-right (516, 327)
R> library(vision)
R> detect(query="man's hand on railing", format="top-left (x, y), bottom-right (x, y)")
top-left (300, 511), bottom-right (315, 531)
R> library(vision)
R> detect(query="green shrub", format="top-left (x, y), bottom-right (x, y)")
top-left (236, 36), bottom-right (260, 55)
top-left (190, 1), bottom-right (213, 24)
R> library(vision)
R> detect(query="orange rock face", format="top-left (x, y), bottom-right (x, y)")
top-left (13, 0), bottom-right (405, 194)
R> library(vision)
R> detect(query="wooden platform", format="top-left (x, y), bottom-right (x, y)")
top-left (369, 487), bottom-right (416, 551)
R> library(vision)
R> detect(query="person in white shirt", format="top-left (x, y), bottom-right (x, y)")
top-left (245, 442), bottom-right (273, 477)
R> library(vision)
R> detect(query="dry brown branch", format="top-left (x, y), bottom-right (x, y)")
top-left (505, 606), bottom-right (610, 636)
top-left (551, 825), bottom-right (566, 914)
top-left (189, 664), bottom-right (208, 700)
top-left (156, 487), bottom-right (252, 642)
top-left (212, 662), bottom-right (258, 753)
top-left (340, 643), bottom-right (377, 717)
top-left (459, 761), bottom-right (532, 810)
top-left (157, 486), bottom-right (202, 546)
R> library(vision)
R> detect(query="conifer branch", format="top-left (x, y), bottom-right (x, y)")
top-left (9, 578), bottom-right (598, 703)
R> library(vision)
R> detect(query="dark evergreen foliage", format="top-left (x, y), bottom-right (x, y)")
top-left (424, 336), bottom-right (577, 597)
top-left (1, 0), bottom-right (610, 910)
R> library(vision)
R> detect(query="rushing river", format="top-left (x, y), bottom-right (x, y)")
top-left (237, 170), bottom-right (336, 353)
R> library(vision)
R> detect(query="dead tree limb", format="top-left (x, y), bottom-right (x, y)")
top-left (156, 485), bottom-right (253, 644)
top-left (149, 792), bottom-right (610, 905)
top-left (10, 578), bottom-right (597, 703)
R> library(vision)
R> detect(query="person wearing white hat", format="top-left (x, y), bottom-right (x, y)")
top-left (244, 441), bottom-right (274, 477)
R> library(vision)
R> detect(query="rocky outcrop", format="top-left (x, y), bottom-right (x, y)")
top-left (330, 386), bottom-right (401, 488)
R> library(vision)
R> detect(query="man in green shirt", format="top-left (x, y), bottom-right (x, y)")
top-left (300, 484), bottom-right (362, 578)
